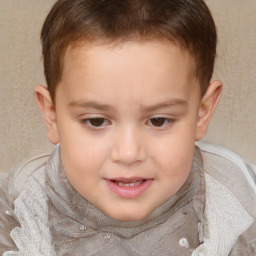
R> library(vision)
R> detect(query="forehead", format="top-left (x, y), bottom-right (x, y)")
top-left (57, 40), bottom-right (199, 104)
top-left (63, 40), bottom-right (196, 78)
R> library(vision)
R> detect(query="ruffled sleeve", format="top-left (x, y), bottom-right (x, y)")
top-left (0, 173), bottom-right (19, 254)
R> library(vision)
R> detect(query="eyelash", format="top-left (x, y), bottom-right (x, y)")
top-left (146, 117), bottom-right (174, 129)
top-left (80, 116), bottom-right (174, 130)
top-left (80, 118), bottom-right (110, 129)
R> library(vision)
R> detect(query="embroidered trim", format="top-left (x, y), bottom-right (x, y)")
top-left (7, 169), bottom-right (56, 256)
top-left (192, 174), bottom-right (254, 256)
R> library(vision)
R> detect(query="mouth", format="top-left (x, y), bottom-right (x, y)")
top-left (105, 177), bottom-right (153, 199)
top-left (111, 177), bottom-right (147, 187)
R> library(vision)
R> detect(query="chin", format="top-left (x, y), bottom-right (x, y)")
top-left (107, 209), bottom-right (151, 222)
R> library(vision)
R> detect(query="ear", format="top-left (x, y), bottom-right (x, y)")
top-left (34, 85), bottom-right (59, 145)
top-left (195, 80), bottom-right (223, 141)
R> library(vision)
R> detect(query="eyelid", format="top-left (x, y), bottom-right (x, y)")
top-left (79, 115), bottom-right (111, 129)
top-left (146, 116), bottom-right (175, 129)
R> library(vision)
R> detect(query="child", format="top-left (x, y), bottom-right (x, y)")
top-left (0, 0), bottom-right (255, 255)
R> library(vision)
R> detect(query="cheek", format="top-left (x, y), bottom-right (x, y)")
top-left (58, 124), bottom-right (108, 168)
top-left (151, 130), bottom-right (195, 177)
top-left (160, 152), bottom-right (193, 179)
top-left (63, 144), bottom-right (104, 174)
top-left (61, 137), bottom-right (113, 190)
top-left (60, 146), bottom-right (103, 197)
top-left (158, 144), bottom-right (194, 196)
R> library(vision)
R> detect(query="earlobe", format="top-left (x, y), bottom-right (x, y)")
top-left (195, 80), bottom-right (223, 141)
top-left (34, 85), bottom-right (59, 144)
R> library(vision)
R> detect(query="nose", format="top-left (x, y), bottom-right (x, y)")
top-left (110, 126), bottom-right (146, 166)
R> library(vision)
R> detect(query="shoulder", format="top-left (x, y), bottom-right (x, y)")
top-left (0, 152), bottom-right (52, 255)
top-left (196, 141), bottom-right (256, 180)
top-left (192, 142), bottom-right (256, 255)
top-left (0, 173), bottom-right (18, 253)
top-left (196, 141), bottom-right (256, 216)
top-left (8, 153), bottom-right (50, 201)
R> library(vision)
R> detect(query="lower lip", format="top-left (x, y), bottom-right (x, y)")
top-left (105, 179), bottom-right (153, 199)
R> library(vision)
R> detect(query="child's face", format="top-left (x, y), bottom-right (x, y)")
top-left (37, 41), bottom-right (221, 221)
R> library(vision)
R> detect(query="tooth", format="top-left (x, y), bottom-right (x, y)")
top-left (130, 181), bottom-right (142, 186)
top-left (116, 180), bottom-right (143, 187)
top-left (117, 182), bottom-right (129, 186)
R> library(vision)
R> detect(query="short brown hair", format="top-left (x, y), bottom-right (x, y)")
top-left (41, 0), bottom-right (217, 102)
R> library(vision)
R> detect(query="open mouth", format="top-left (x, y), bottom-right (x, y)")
top-left (112, 180), bottom-right (146, 187)
top-left (105, 178), bottom-right (153, 198)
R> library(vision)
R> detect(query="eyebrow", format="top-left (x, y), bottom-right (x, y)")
top-left (140, 99), bottom-right (188, 112)
top-left (68, 98), bottom-right (188, 112)
top-left (68, 101), bottom-right (114, 111)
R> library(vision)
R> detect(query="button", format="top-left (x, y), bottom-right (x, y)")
top-left (103, 233), bottom-right (112, 240)
top-left (5, 210), bottom-right (12, 216)
top-left (80, 225), bottom-right (87, 231)
top-left (179, 238), bottom-right (190, 249)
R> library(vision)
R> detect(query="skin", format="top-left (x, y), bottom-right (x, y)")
top-left (35, 41), bottom-right (222, 221)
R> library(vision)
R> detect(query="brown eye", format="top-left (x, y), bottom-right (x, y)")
top-left (150, 118), bottom-right (166, 127)
top-left (88, 118), bottom-right (105, 127)
top-left (81, 117), bottom-right (110, 129)
top-left (148, 117), bottom-right (172, 127)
